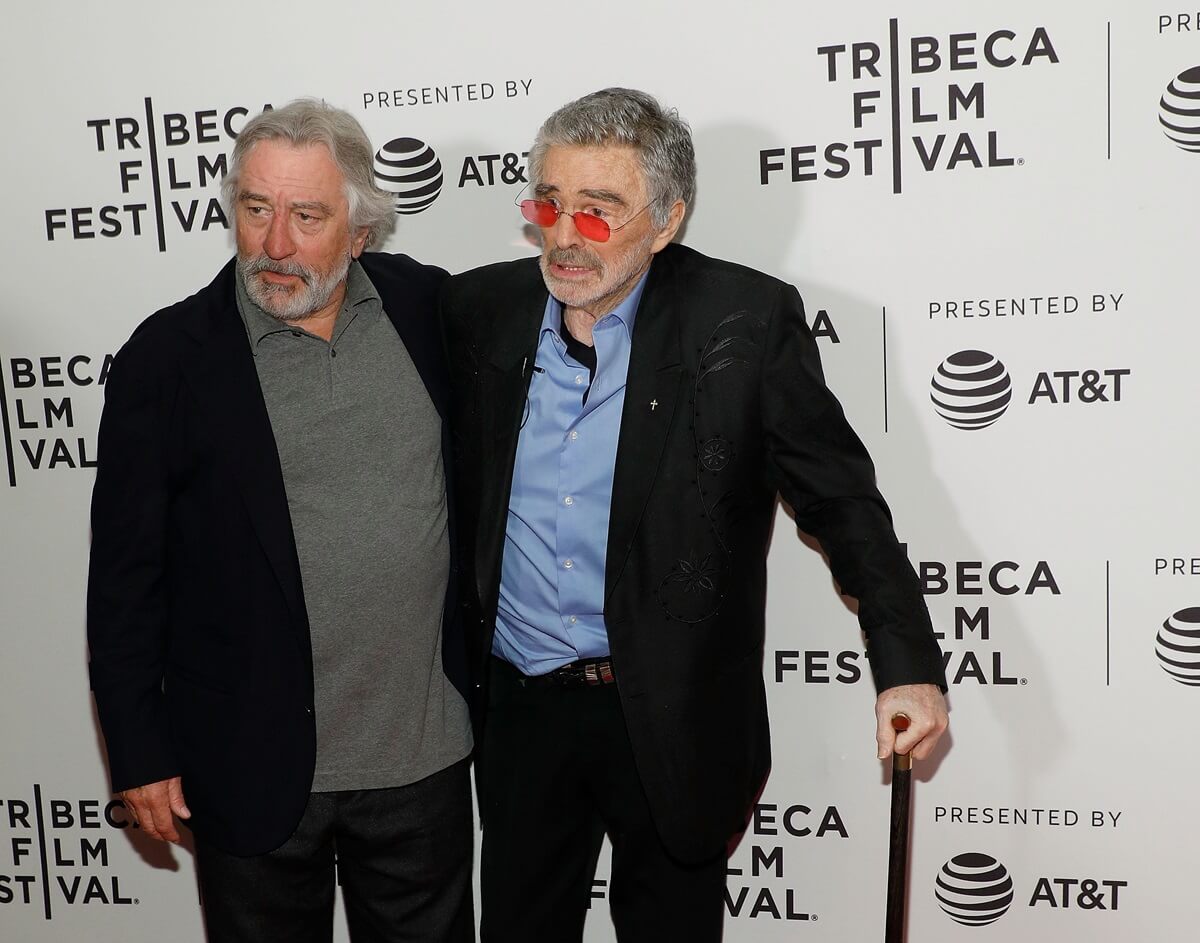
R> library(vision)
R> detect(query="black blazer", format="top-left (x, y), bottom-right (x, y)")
top-left (87, 252), bottom-right (462, 857)
top-left (441, 243), bottom-right (947, 863)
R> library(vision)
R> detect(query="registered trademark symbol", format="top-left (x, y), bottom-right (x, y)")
top-left (134, 898), bottom-right (140, 905)
top-left (1020, 678), bottom-right (1028, 685)
top-left (811, 914), bottom-right (819, 922)
top-left (1017, 157), bottom-right (1025, 166)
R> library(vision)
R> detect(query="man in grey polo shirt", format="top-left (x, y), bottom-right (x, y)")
top-left (87, 99), bottom-right (472, 942)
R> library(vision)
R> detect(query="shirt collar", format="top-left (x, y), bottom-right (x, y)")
top-left (235, 258), bottom-right (382, 348)
top-left (540, 264), bottom-right (652, 341)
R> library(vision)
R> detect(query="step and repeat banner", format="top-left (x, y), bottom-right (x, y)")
top-left (2, 1), bottom-right (1197, 940)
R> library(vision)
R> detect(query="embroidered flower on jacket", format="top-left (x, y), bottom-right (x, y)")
top-left (667, 553), bottom-right (718, 594)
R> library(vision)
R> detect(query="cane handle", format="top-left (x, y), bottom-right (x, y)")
top-left (891, 712), bottom-right (913, 771)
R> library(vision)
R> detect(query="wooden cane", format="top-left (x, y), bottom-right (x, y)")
top-left (885, 713), bottom-right (912, 943)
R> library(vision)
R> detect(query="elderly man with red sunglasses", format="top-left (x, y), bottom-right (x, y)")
top-left (441, 87), bottom-right (949, 943)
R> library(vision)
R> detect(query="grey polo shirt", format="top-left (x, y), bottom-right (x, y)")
top-left (236, 260), bottom-right (471, 793)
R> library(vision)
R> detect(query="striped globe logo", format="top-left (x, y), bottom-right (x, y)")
top-left (1160, 66), bottom-right (1200, 153)
top-left (1155, 607), bottom-right (1200, 686)
top-left (373, 137), bottom-right (444, 215)
top-left (935, 853), bottom-right (1014, 927)
top-left (930, 350), bottom-right (1013, 430)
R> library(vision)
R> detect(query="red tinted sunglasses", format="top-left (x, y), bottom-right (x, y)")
top-left (516, 191), bottom-right (651, 243)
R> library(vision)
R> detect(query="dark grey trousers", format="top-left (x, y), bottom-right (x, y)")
top-left (195, 758), bottom-right (474, 943)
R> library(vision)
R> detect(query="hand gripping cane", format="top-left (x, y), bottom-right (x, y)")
top-left (885, 713), bottom-right (913, 943)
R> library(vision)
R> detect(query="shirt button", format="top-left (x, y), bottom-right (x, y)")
top-left (575, 375), bottom-right (584, 385)
top-left (569, 616), bottom-right (578, 624)
top-left (564, 496), bottom-right (574, 507)
top-left (569, 430), bottom-right (579, 440)
top-left (563, 559), bottom-right (574, 569)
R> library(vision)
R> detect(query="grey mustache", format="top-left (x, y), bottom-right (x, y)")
top-left (547, 251), bottom-right (599, 270)
top-left (242, 257), bottom-right (314, 284)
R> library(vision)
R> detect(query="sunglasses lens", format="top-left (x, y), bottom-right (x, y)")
top-left (573, 214), bottom-right (611, 242)
top-left (520, 200), bottom-right (559, 227)
top-left (519, 200), bottom-right (613, 242)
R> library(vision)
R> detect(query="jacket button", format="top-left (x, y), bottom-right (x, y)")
top-left (304, 706), bottom-right (314, 715)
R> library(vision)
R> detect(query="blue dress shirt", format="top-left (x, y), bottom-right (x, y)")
top-left (492, 273), bottom-right (650, 676)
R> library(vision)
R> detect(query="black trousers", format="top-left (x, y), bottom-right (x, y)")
top-left (479, 659), bottom-right (727, 943)
top-left (194, 758), bottom-right (474, 943)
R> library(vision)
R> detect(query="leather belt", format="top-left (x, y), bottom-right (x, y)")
top-left (515, 657), bottom-right (616, 688)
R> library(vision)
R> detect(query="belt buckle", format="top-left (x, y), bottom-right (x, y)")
top-left (584, 660), bottom-right (614, 686)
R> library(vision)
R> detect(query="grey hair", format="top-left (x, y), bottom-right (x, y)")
top-left (527, 88), bottom-right (696, 229)
top-left (221, 99), bottom-right (394, 248)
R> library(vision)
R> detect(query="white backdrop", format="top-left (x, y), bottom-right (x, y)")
top-left (2, 1), bottom-right (1198, 939)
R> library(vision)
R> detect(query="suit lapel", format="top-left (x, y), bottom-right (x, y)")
top-left (605, 251), bottom-right (684, 601)
top-left (179, 262), bottom-right (308, 628)
top-left (474, 263), bottom-right (547, 608)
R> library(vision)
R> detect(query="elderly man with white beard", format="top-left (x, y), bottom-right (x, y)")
top-left (441, 87), bottom-right (948, 943)
top-left (87, 99), bottom-right (473, 943)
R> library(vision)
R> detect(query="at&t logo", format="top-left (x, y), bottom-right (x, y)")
top-left (1155, 607), bottom-right (1200, 685)
top-left (373, 138), bottom-right (444, 215)
top-left (935, 851), bottom-right (1128, 926)
top-left (930, 349), bottom-right (1131, 430)
top-left (1160, 67), bottom-right (1200, 153)
top-left (936, 852), bottom-right (1013, 926)
top-left (372, 139), bottom-right (537, 216)
top-left (930, 350), bottom-right (1012, 430)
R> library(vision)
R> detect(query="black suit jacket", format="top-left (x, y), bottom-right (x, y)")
top-left (87, 252), bottom-right (462, 856)
top-left (441, 242), bottom-right (947, 862)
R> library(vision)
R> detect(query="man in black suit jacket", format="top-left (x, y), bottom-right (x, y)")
top-left (88, 100), bottom-right (473, 942)
top-left (441, 88), bottom-right (949, 942)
